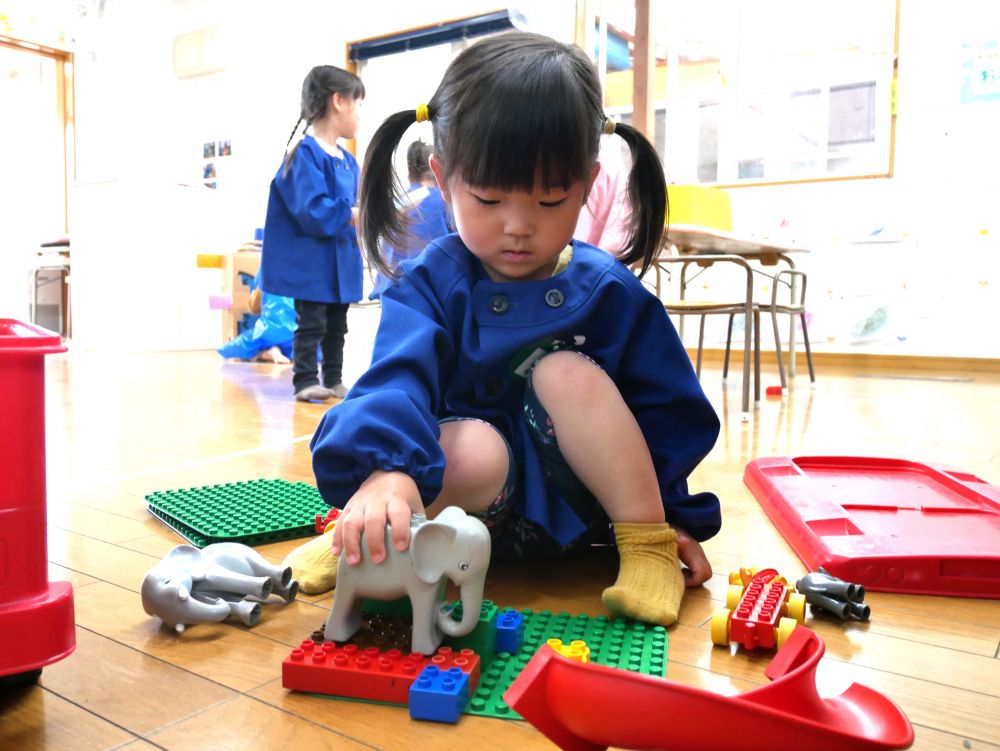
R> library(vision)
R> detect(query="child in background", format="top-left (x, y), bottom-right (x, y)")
top-left (575, 135), bottom-right (631, 255)
top-left (259, 65), bottom-right (365, 402)
top-left (370, 140), bottom-right (451, 299)
top-left (285, 33), bottom-right (721, 628)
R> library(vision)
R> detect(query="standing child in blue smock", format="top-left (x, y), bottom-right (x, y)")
top-left (284, 33), bottom-right (721, 628)
top-left (259, 65), bottom-right (365, 402)
top-left (369, 140), bottom-right (451, 299)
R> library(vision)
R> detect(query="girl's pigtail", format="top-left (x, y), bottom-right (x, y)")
top-left (610, 121), bottom-right (667, 277)
top-left (281, 116), bottom-right (305, 179)
top-left (359, 109), bottom-right (421, 278)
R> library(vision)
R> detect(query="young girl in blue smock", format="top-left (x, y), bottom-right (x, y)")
top-left (259, 65), bottom-right (365, 402)
top-left (369, 140), bottom-right (451, 300)
top-left (285, 33), bottom-right (721, 627)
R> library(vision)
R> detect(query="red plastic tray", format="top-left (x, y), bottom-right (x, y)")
top-left (744, 456), bottom-right (1000, 598)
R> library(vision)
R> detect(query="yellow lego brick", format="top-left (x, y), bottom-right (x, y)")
top-left (197, 253), bottom-right (224, 268)
top-left (667, 184), bottom-right (733, 231)
top-left (546, 638), bottom-right (590, 664)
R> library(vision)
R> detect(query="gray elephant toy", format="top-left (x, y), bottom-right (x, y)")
top-left (324, 506), bottom-right (491, 655)
top-left (141, 542), bottom-right (299, 634)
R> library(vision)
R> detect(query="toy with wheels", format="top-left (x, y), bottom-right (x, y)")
top-left (711, 567), bottom-right (807, 650)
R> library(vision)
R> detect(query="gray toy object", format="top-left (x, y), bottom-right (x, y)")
top-left (141, 542), bottom-right (299, 633)
top-left (795, 567), bottom-right (871, 621)
top-left (324, 506), bottom-right (491, 655)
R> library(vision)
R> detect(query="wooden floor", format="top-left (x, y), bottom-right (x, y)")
top-left (3, 345), bottom-right (999, 751)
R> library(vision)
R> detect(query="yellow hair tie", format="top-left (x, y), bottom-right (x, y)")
top-left (602, 117), bottom-right (616, 135)
top-left (415, 103), bottom-right (430, 123)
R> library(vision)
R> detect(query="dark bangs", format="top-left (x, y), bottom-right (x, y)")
top-left (441, 44), bottom-right (599, 192)
top-left (345, 77), bottom-right (366, 101)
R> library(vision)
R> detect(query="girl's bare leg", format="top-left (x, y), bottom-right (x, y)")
top-left (529, 351), bottom-right (693, 625)
top-left (426, 419), bottom-right (509, 518)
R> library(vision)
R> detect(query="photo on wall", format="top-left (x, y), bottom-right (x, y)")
top-left (203, 141), bottom-right (216, 158)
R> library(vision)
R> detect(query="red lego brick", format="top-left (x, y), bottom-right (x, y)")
top-left (282, 641), bottom-right (480, 703)
top-left (427, 647), bottom-right (480, 693)
top-left (314, 507), bottom-right (341, 533)
top-left (282, 641), bottom-right (427, 703)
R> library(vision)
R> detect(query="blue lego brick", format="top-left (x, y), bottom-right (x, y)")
top-left (409, 665), bottom-right (470, 723)
top-left (495, 609), bottom-right (525, 654)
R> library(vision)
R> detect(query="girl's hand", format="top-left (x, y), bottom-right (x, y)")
top-left (675, 527), bottom-right (713, 587)
top-left (349, 206), bottom-right (360, 226)
top-left (331, 470), bottom-right (423, 566)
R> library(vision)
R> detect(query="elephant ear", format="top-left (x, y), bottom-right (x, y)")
top-left (164, 545), bottom-right (203, 567)
top-left (410, 521), bottom-right (459, 584)
top-left (163, 544), bottom-right (207, 581)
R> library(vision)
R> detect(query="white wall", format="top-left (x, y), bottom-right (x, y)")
top-left (718, 1), bottom-right (1000, 357)
top-left (7, 0), bottom-right (997, 356)
top-left (61, 0), bottom-right (574, 351)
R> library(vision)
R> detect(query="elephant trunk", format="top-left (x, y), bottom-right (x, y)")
top-left (437, 583), bottom-right (483, 638)
top-left (167, 593), bottom-right (232, 630)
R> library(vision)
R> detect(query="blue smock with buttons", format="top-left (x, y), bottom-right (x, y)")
top-left (311, 234), bottom-right (722, 546)
top-left (259, 135), bottom-right (363, 304)
top-left (370, 184), bottom-right (451, 300)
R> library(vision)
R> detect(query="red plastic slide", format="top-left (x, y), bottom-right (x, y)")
top-left (504, 626), bottom-right (913, 751)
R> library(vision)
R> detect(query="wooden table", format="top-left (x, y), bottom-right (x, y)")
top-left (667, 224), bottom-right (809, 266)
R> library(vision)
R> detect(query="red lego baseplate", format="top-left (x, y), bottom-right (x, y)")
top-left (282, 641), bottom-right (480, 704)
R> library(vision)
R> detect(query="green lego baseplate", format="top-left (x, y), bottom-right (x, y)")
top-left (145, 478), bottom-right (329, 548)
top-left (337, 598), bottom-right (668, 721)
top-left (463, 605), bottom-right (668, 720)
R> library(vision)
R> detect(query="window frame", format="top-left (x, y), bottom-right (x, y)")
top-left (593, 0), bottom-right (901, 189)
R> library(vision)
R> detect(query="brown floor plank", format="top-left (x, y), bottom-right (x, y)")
top-left (14, 348), bottom-right (997, 751)
top-left (146, 694), bottom-right (374, 750)
top-left (39, 627), bottom-right (236, 736)
top-left (0, 683), bottom-right (137, 750)
top-left (71, 581), bottom-right (288, 693)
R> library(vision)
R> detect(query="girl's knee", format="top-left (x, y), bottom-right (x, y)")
top-left (530, 350), bottom-right (604, 400)
top-left (438, 420), bottom-right (510, 504)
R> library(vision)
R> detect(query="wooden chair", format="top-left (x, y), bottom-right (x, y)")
top-left (762, 268), bottom-right (816, 389)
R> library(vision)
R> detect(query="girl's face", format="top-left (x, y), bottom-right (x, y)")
top-left (431, 155), bottom-right (599, 283)
top-left (330, 93), bottom-right (362, 140)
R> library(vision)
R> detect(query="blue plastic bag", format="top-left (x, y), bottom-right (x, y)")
top-left (217, 273), bottom-right (296, 359)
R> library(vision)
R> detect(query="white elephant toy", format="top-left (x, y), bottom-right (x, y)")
top-left (324, 506), bottom-right (491, 655)
top-left (141, 542), bottom-right (299, 634)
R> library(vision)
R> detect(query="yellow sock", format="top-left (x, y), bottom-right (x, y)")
top-left (281, 525), bottom-right (338, 595)
top-left (601, 522), bottom-right (685, 626)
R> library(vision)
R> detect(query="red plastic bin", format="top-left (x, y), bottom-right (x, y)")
top-left (0, 319), bottom-right (75, 682)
